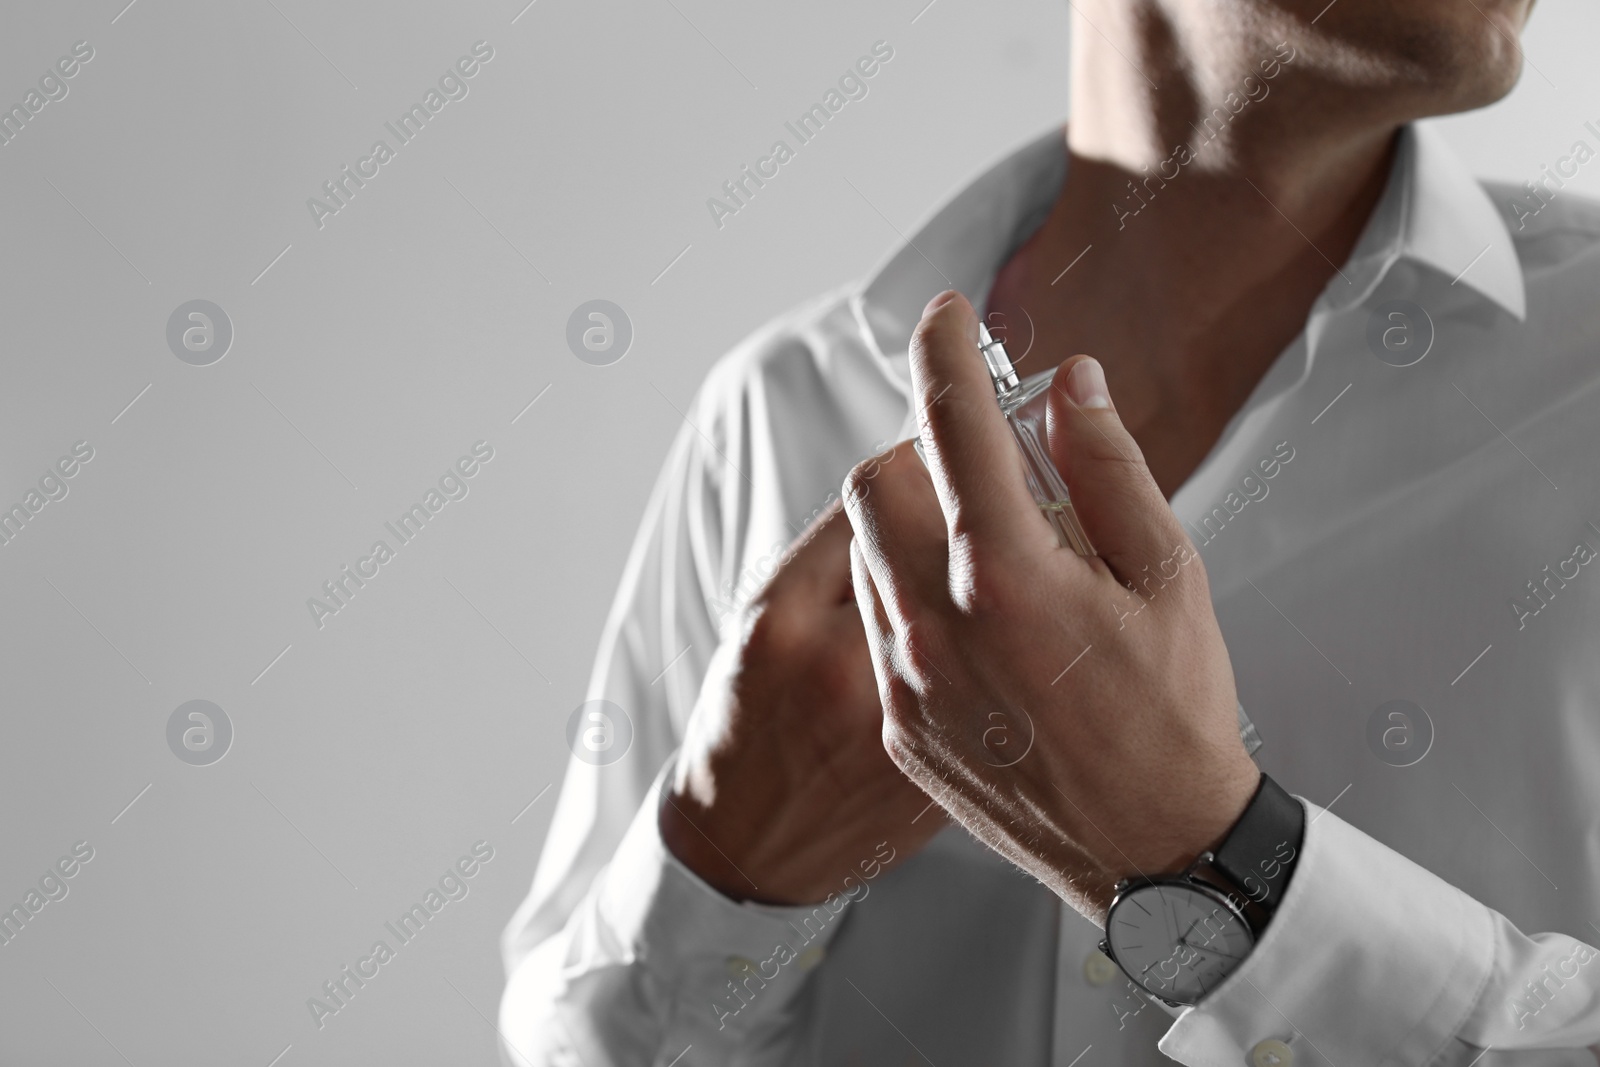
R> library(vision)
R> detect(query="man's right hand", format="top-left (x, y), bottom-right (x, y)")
top-left (660, 489), bottom-right (946, 905)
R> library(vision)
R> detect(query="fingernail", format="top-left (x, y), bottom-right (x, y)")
top-left (922, 290), bottom-right (960, 317)
top-left (1066, 357), bottom-right (1112, 409)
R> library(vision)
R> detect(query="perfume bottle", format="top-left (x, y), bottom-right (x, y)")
top-left (916, 318), bottom-right (1264, 755)
top-left (977, 320), bottom-right (1097, 556)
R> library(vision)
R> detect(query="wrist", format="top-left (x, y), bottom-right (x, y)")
top-left (659, 780), bottom-right (839, 906)
top-left (1099, 772), bottom-right (1305, 1007)
top-left (1111, 751), bottom-right (1260, 883)
top-left (658, 786), bottom-right (761, 902)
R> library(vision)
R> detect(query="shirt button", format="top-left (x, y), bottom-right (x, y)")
top-left (1250, 1039), bottom-right (1293, 1067)
top-left (796, 944), bottom-right (825, 971)
top-left (1083, 949), bottom-right (1118, 987)
top-left (725, 955), bottom-right (757, 977)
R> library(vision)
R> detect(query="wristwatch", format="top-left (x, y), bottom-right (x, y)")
top-left (1099, 773), bottom-right (1304, 1006)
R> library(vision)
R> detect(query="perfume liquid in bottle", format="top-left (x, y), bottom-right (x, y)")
top-left (977, 321), bottom-right (1096, 556)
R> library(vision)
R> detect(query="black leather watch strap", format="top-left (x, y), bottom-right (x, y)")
top-left (1210, 773), bottom-right (1304, 920)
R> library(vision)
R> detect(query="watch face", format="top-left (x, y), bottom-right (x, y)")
top-left (1105, 881), bottom-right (1255, 1004)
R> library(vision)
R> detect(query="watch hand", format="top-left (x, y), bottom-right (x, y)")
top-left (1159, 889), bottom-right (1181, 945)
top-left (1138, 945), bottom-right (1185, 977)
top-left (1139, 942), bottom-right (1201, 977)
top-left (1178, 938), bottom-right (1244, 963)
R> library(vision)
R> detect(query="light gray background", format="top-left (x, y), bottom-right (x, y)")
top-left (0, 1), bottom-right (1595, 1063)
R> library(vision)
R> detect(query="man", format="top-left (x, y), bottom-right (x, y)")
top-left (503, 0), bottom-right (1600, 1061)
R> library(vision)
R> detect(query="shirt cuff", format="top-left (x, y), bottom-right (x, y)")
top-left (1159, 799), bottom-right (1496, 1067)
top-left (592, 769), bottom-right (849, 1038)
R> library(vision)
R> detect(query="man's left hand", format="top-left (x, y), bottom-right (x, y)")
top-left (841, 290), bottom-right (1260, 922)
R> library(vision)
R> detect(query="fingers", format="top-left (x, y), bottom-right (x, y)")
top-left (907, 291), bottom-right (1047, 555)
top-left (849, 537), bottom-right (895, 666)
top-left (1045, 356), bottom-right (1195, 581)
top-left (849, 536), bottom-right (914, 732)
top-left (841, 440), bottom-right (947, 635)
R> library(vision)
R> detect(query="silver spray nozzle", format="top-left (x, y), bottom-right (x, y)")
top-left (977, 321), bottom-right (1021, 394)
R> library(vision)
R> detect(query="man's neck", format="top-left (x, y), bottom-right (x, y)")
top-left (985, 18), bottom-right (1404, 496)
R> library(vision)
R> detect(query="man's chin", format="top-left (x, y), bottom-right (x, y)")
top-left (1416, 4), bottom-right (1532, 112)
top-left (1376, 35), bottom-right (1527, 120)
top-left (1439, 45), bottom-right (1526, 116)
top-left (1302, 2), bottom-right (1530, 117)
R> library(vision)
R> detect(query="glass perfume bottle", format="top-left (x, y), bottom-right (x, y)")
top-left (919, 318), bottom-right (1265, 757)
top-left (977, 320), bottom-right (1097, 556)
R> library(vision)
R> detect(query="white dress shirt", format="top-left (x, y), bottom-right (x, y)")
top-left (500, 122), bottom-right (1600, 1066)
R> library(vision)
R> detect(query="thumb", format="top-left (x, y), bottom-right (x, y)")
top-left (1045, 356), bottom-right (1188, 580)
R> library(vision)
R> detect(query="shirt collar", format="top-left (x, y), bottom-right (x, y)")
top-left (1335, 122), bottom-right (1526, 320)
top-left (851, 121), bottom-right (1525, 373)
